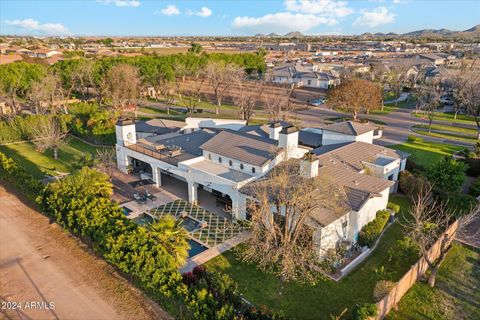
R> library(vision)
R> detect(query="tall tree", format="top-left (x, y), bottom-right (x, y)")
top-left (328, 78), bottom-right (382, 121)
top-left (205, 61), bottom-right (244, 114)
top-left (241, 159), bottom-right (349, 283)
top-left (149, 215), bottom-right (189, 268)
top-left (233, 81), bottom-right (264, 125)
top-left (28, 71), bottom-right (67, 114)
top-left (462, 71), bottom-right (480, 140)
top-left (404, 183), bottom-right (479, 287)
top-left (417, 83), bottom-right (441, 133)
top-left (101, 63), bottom-right (142, 116)
top-left (30, 115), bottom-right (68, 160)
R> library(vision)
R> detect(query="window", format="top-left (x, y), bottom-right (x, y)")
top-left (208, 153), bottom-right (211, 160)
top-left (240, 163), bottom-right (244, 170)
top-left (219, 157), bottom-right (222, 163)
top-left (307, 80), bottom-right (312, 85)
top-left (251, 167), bottom-right (256, 174)
top-left (388, 174), bottom-right (394, 181)
top-left (342, 221), bottom-right (348, 229)
top-left (229, 160), bottom-right (233, 167)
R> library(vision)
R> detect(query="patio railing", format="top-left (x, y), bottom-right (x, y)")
top-left (126, 144), bottom-right (179, 166)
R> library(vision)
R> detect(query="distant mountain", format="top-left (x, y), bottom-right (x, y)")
top-left (464, 24), bottom-right (480, 33)
top-left (267, 32), bottom-right (280, 37)
top-left (284, 31), bottom-right (304, 38)
top-left (402, 25), bottom-right (480, 38)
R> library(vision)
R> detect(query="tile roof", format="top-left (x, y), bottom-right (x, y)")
top-left (298, 130), bottom-right (323, 148)
top-left (200, 130), bottom-right (280, 167)
top-left (322, 121), bottom-right (377, 136)
top-left (315, 141), bottom-right (408, 172)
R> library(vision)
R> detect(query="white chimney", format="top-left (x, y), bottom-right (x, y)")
top-left (269, 122), bottom-right (282, 140)
top-left (300, 152), bottom-right (319, 179)
top-left (279, 125), bottom-right (299, 159)
top-left (115, 118), bottom-right (136, 146)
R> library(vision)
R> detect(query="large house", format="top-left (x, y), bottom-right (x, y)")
top-left (268, 63), bottom-right (340, 89)
top-left (115, 118), bottom-right (408, 253)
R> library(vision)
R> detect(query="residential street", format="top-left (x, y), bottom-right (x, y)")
top-left (0, 183), bottom-right (169, 320)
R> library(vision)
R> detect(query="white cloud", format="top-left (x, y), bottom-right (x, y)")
top-left (233, 12), bottom-right (337, 34)
top-left (353, 6), bottom-right (395, 27)
top-left (189, 7), bottom-right (212, 18)
top-left (285, 0), bottom-right (353, 17)
top-left (97, 0), bottom-right (140, 8)
top-left (4, 18), bottom-right (70, 35)
top-left (159, 4), bottom-right (180, 16)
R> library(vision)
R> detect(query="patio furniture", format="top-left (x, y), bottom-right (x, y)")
top-left (144, 189), bottom-right (156, 201)
top-left (133, 192), bottom-right (147, 204)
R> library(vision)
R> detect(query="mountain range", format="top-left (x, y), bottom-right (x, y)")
top-left (254, 25), bottom-right (480, 39)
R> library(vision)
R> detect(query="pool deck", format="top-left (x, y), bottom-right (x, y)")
top-left (120, 190), bottom-right (178, 219)
top-left (180, 230), bottom-right (251, 273)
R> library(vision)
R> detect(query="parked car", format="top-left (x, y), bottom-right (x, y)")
top-left (310, 97), bottom-right (326, 106)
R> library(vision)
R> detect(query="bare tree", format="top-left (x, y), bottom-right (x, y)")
top-left (205, 61), bottom-right (244, 114)
top-left (31, 115), bottom-right (68, 160)
top-left (233, 81), bottom-right (264, 125)
top-left (417, 83), bottom-right (441, 133)
top-left (95, 148), bottom-right (117, 179)
top-left (101, 63), bottom-right (142, 116)
top-left (172, 62), bottom-right (188, 100)
top-left (261, 83), bottom-right (292, 122)
top-left (461, 71), bottom-right (480, 140)
top-left (328, 78), bottom-right (382, 121)
top-left (241, 159), bottom-right (349, 283)
top-left (404, 183), bottom-right (479, 287)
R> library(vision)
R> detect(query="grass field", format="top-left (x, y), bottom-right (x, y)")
top-left (412, 111), bottom-right (476, 125)
top-left (387, 242), bottom-right (480, 320)
top-left (206, 195), bottom-right (415, 319)
top-left (412, 124), bottom-right (477, 144)
top-left (0, 137), bottom-right (103, 178)
top-left (389, 141), bottom-right (464, 168)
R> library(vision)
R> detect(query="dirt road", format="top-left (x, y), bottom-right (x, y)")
top-left (0, 183), bottom-right (170, 320)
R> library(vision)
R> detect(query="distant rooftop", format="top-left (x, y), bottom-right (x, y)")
top-left (323, 121), bottom-right (377, 136)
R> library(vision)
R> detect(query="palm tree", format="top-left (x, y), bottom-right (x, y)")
top-left (149, 215), bottom-right (190, 267)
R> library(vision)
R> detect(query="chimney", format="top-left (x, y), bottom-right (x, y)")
top-left (115, 118), bottom-right (136, 146)
top-left (279, 125), bottom-right (298, 159)
top-left (269, 122), bottom-right (282, 140)
top-left (300, 152), bottom-right (319, 179)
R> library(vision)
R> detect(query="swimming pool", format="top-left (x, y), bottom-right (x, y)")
top-left (188, 239), bottom-right (208, 258)
top-left (180, 216), bottom-right (201, 232)
top-left (121, 206), bottom-right (133, 216)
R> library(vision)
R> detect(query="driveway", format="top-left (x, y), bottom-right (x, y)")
top-left (0, 183), bottom-right (170, 320)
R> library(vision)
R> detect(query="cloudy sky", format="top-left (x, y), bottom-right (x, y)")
top-left (1, 0), bottom-right (479, 36)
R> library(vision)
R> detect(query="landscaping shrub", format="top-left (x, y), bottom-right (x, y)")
top-left (398, 170), bottom-right (426, 199)
top-left (0, 151), bottom-right (43, 198)
top-left (407, 135), bottom-right (422, 143)
top-left (405, 157), bottom-right (425, 173)
top-left (352, 303), bottom-right (378, 320)
top-left (388, 237), bottom-right (419, 270)
top-left (469, 178), bottom-right (480, 197)
top-left (387, 202), bottom-right (400, 214)
top-left (443, 193), bottom-right (477, 217)
top-left (373, 280), bottom-right (395, 302)
top-left (426, 157), bottom-right (467, 193)
top-left (464, 158), bottom-right (480, 177)
top-left (357, 210), bottom-right (390, 247)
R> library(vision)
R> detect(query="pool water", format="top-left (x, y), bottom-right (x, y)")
top-left (188, 239), bottom-right (208, 258)
top-left (121, 206), bottom-right (133, 216)
top-left (132, 213), bottom-right (154, 226)
top-left (181, 217), bottom-right (201, 232)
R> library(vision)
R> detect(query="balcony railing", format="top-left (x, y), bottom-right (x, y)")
top-left (126, 144), bottom-right (180, 166)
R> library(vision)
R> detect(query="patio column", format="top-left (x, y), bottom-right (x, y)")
top-left (231, 192), bottom-right (247, 220)
top-left (188, 181), bottom-right (198, 204)
top-left (154, 167), bottom-right (162, 187)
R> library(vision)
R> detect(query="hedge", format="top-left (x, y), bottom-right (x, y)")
top-left (357, 210), bottom-right (390, 247)
top-left (387, 202), bottom-right (400, 214)
top-left (0, 151), bottom-right (43, 198)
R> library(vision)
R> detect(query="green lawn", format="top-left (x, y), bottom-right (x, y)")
top-left (206, 195), bottom-right (415, 319)
top-left (412, 112), bottom-right (476, 125)
top-left (387, 242), bottom-right (480, 320)
top-left (371, 105), bottom-right (399, 115)
top-left (389, 141), bottom-right (464, 168)
top-left (412, 124), bottom-right (477, 144)
top-left (0, 137), bottom-right (103, 178)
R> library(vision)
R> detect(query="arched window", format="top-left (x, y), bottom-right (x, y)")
top-left (229, 160), bottom-right (233, 166)
top-left (251, 167), bottom-right (256, 174)
top-left (240, 163), bottom-right (244, 170)
top-left (219, 157), bottom-right (222, 163)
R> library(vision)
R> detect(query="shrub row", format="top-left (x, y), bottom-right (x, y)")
top-left (357, 210), bottom-right (391, 248)
top-left (386, 202), bottom-right (400, 214)
top-left (0, 153), bottom-right (278, 319)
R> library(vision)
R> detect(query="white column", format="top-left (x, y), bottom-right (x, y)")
top-left (231, 192), bottom-right (247, 220)
top-left (116, 146), bottom-right (130, 174)
top-left (154, 167), bottom-right (162, 187)
top-left (188, 181), bottom-right (198, 204)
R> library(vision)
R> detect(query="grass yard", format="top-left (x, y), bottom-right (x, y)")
top-left (412, 124), bottom-right (477, 144)
top-left (206, 195), bottom-right (415, 319)
top-left (387, 242), bottom-right (480, 320)
top-left (389, 141), bottom-right (464, 168)
top-left (412, 111), bottom-right (476, 125)
top-left (371, 104), bottom-right (399, 115)
top-left (0, 137), bottom-right (103, 178)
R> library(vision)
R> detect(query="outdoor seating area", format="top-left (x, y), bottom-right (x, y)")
top-left (148, 199), bottom-right (249, 247)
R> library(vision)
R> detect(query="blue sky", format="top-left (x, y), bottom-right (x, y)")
top-left (1, 0), bottom-right (479, 36)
